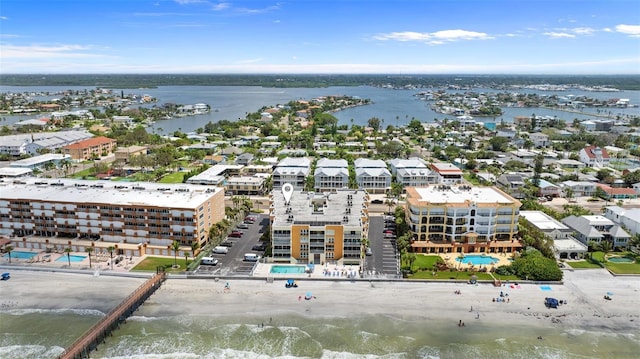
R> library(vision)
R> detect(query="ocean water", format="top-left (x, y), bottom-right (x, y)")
top-left (2, 309), bottom-right (638, 359)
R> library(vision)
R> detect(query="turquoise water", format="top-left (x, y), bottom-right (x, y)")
top-left (270, 265), bottom-right (306, 274)
top-left (55, 255), bottom-right (86, 263)
top-left (608, 256), bottom-right (634, 263)
top-left (3, 251), bottom-right (37, 260)
top-left (456, 255), bottom-right (499, 265)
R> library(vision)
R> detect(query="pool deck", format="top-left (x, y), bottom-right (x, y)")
top-left (252, 262), bottom-right (361, 280)
top-left (437, 253), bottom-right (513, 270)
top-left (1, 248), bottom-right (144, 273)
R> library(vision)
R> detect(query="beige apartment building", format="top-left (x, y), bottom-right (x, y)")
top-left (0, 178), bottom-right (225, 257)
top-left (405, 185), bottom-right (522, 254)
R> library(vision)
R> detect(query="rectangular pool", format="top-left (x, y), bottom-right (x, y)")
top-left (270, 265), bottom-right (307, 274)
top-left (3, 251), bottom-right (37, 260)
top-left (56, 255), bottom-right (87, 263)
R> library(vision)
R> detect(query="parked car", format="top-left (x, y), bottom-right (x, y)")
top-left (213, 246), bottom-right (229, 254)
top-left (220, 241), bottom-right (233, 247)
top-left (371, 199), bottom-right (383, 204)
top-left (229, 231), bottom-right (243, 238)
top-left (365, 247), bottom-right (373, 256)
top-left (237, 223), bottom-right (249, 229)
top-left (244, 216), bottom-right (256, 223)
top-left (252, 243), bottom-right (268, 251)
top-left (201, 257), bottom-right (219, 265)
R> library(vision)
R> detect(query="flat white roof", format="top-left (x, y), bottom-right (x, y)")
top-left (1, 177), bottom-right (222, 209)
top-left (520, 211), bottom-right (570, 231)
top-left (412, 186), bottom-right (515, 204)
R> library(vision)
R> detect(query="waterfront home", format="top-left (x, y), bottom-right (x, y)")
top-left (538, 179), bottom-right (561, 198)
top-left (519, 211), bottom-right (587, 259)
top-left (354, 158), bottom-right (391, 194)
top-left (562, 215), bottom-right (631, 249)
top-left (389, 158), bottom-right (435, 188)
top-left (595, 183), bottom-right (638, 200)
top-left (603, 206), bottom-right (640, 236)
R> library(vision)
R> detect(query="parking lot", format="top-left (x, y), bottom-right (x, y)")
top-left (365, 215), bottom-right (400, 278)
top-left (195, 213), bottom-right (268, 276)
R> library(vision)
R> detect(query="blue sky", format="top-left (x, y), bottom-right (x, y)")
top-left (1, 0), bottom-right (639, 74)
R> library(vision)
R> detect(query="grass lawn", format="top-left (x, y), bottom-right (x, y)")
top-left (407, 254), bottom-right (519, 281)
top-left (72, 168), bottom-right (94, 178)
top-left (159, 172), bottom-right (185, 183)
top-left (131, 256), bottom-right (191, 273)
top-left (566, 251), bottom-right (640, 274)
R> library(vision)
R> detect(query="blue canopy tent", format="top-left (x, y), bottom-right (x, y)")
top-left (545, 297), bottom-right (559, 308)
top-left (285, 279), bottom-right (298, 288)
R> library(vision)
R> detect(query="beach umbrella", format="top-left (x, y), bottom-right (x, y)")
top-left (305, 291), bottom-right (313, 300)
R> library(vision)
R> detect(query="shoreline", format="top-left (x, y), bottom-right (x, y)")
top-left (1, 268), bottom-right (638, 335)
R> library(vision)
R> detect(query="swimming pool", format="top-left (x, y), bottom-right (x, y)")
top-left (456, 254), bottom-right (499, 265)
top-left (3, 251), bottom-right (38, 259)
top-left (607, 256), bottom-right (634, 263)
top-left (270, 265), bottom-right (307, 274)
top-left (56, 255), bottom-right (87, 263)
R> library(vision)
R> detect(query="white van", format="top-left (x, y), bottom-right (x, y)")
top-left (213, 246), bottom-right (229, 254)
top-left (243, 253), bottom-right (260, 262)
top-left (201, 257), bottom-right (219, 265)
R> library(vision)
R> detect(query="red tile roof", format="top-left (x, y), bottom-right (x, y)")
top-left (64, 136), bottom-right (116, 150)
top-left (582, 146), bottom-right (609, 159)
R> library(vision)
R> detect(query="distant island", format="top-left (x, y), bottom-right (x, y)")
top-left (1, 74), bottom-right (639, 90)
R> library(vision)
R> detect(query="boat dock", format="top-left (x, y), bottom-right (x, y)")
top-left (58, 271), bottom-right (167, 359)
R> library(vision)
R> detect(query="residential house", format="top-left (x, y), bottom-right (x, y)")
top-left (529, 133), bottom-right (550, 148)
top-left (354, 158), bottom-right (391, 194)
top-left (430, 162), bottom-right (463, 185)
top-left (560, 180), bottom-right (597, 197)
top-left (236, 153), bottom-right (255, 166)
top-left (603, 206), bottom-right (640, 236)
top-left (579, 146), bottom-right (610, 168)
top-left (114, 145), bottom-right (147, 163)
top-left (520, 211), bottom-right (587, 259)
top-left (562, 215), bottom-right (631, 249)
top-left (538, 179), bottom-right (561, 198)
top-left (497, 173), bottom-right (527, 199)
top-left (225, 176), bottom-right (266, 195)
top-left (314, 158), bottom-right (349, 192)
top-left (595, 183), bottom-right (638, 200)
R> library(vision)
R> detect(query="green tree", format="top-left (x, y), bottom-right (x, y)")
top-left (367, 117), bottom-right (381, 132)
top-left (64, 247), bottom-right (72, 267)
top-left (532, 154), bottom-right (544, 187)
top-left (597, 240), bottom-right (613, 260)
top-left (171, 240), bottom-right (181, 267)
top-left (85, 246), bottom-right (94, 269)
top-left (510, 249), bottom-right (562, 281)
top-left (4, 245), bottom-right (13, 264)
top-left (107, 246), bottom-right (115, 270)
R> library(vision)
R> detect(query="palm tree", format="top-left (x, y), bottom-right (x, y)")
top-left (4, 245), bottom-right (13, 264)
top-left (190, 241), bottom-right (200, 260)
top-left (107, 246), bottom-right (115, 270)
top-left (85, 246), bottom-right (94, 269)
top-left (171, 240), bottom-right (181, 267)
top-left (597, 240), bottom-right (613, 261)
top-left (384, 198), bottom-right (396, 214)
top-left (64, 247), bottom-right (72, 267)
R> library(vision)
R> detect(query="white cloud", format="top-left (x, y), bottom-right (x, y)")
top-left (616, 24), bottom-right (640, 37)
top-left (212, 2), bottom-right (230, 11)
top-left (0, 16), bottom-right (8, 20)
top-left (373, 29), bottom-right (491, 45)
top-left (0, 44), bottom-right (102, 59)
top-left (543, 32), bottom-right (575, 38)
top-left (571, 27), bottom-right (595, 35)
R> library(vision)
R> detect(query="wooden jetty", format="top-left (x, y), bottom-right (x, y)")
top-left (58, 271), bottom-right (166, 359)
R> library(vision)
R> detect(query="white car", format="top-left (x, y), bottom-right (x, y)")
top-left (365, 247), bottom-right (373, 256)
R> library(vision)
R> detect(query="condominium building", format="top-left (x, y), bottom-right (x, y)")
top-left (272, 157), bottom-right (311, 189)
top-left (354, 158), bottom-right (391, 194)
top-left (389, 157), bottom-right (436, 187)
top-left (0, 178), bottom-right (225, 256)
top-left (270, 185), bottom-right (369, 265)
top-left (429, 163), bottom-right (463, 185)
top-left (63, 136), bottom-right (118, 160)
top-left (225, 176), bottom-right (266, 195)
top-left (314, 158), bottom-right (349, 192)
top-left (405, 185), bottom-right (522, 254)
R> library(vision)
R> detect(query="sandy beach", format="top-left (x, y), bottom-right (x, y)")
top-left (2, 268), bottom-right (637, 334)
